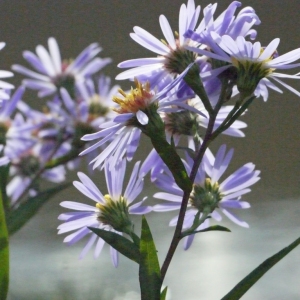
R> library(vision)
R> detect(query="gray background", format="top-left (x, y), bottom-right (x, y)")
top-left (2, 1), bottom-right (300, 299)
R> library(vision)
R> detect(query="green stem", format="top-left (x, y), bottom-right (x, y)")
top-left (160, 77), bottom-right (231, 283)
top-left (184, 64), bottom-right (213, 115)
top-left (181, 208), bottom-right (211, 238)
top-left (44, 148), bottom-right (80, 169)
top-left (0, 187), bottom-right (9, 300)
top-left (211, 95), bottom-right (256, 140)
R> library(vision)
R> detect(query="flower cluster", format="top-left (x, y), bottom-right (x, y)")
top-left (2, 0), bottom-right (300, 272)
top-left (54, 0), bottom-right (300, 265)
top-left (1, 37), bottom-right (117, 209)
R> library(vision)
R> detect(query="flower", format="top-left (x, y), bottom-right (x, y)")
top-left (7, 142), bottom-right (66, 204)
top-left (80, 66), bottom-right (197, 169)
top-left (0, 42), bottom-right (14, 102)
top-left (47, 75), bottom-right (119, 170)
top-left (0, 87), bottom-right (38, 160)
top-left (184, 1), bottom-right (261, 43)
top-left (162, 95), bottom-right (247, 146)
top-left (12, 37), bottom-right (112, 98)
top-left (57, 159), bottom-right (151, 266)
top-left (153, 144), bottom-right (260, 250)
top-left (187, 34), bottom-right (300, 100)
top-left (116, 0), bottom-right (202, 90)
top-left (116, 1), bottom-right (260, 95)
top-left (76, 75), bottom-right (119, 126)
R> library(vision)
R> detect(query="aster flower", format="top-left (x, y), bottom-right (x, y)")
top-left (48, 76), bottom-right (119, 170)
top-left (80, 65), bottom-right (200, 169)
top-left (76, 75), bottom-right (119, 126)
top-left (185, 1), bottom-right (261, 43)
top-left (0, 42), bottom-right (14, 102)
top-left (116, 0), bottom-right (202, 90)
top-left (0, 87), bottom-right (39, 161)
top-left (12, 37), bottom-right (112, 98)
top-left (162, 95), bottom-right (247, 147)
top-left (7, 141), bottom-right (66, 204)
top-left (153, 144), bottom-right (260, 250)
top-left (187, 34), bottom-right (300, 100)
top-left (57, 159), bottom-right (151, 266)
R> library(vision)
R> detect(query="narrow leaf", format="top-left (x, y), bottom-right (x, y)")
top-left (160, 286), bottom-right (168, 300)
top-left (221, 236), bottom-right (300, 300)
top-left (139, 215), bottom-right (161, 300)
top-left (89, 227), bottom-right (140, 264)
top-left (7, 182), bottom-right (71, 235)
top-left (139, 107), bottom-right (192, 193)
top-left (0, 164), bottom-right (10, 211)
top-left (181, 225), bottom-right (231, 238)
top-left (0, 186), bottom-right (9, 300)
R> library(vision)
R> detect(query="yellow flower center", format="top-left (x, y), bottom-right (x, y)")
top-left (113, 79), bottom-right (153, 114)
top-left (88, 94), bottom-right (110, 121)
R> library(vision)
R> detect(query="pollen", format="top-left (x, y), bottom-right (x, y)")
top-left (113, 79), bottom-right (153, 114)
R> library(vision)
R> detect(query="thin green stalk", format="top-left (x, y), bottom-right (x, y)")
top-left (0, 188), bottom-right (9, 300)
top-left (160, 76), bottom-right (230, 282)
top-left (211, 95), bottom-right (256, 140)
top-left (184, 64), bottom-right (213, 115)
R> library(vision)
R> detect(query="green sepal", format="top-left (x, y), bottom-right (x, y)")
top-left (89, 227), bottom-right (140, 264)
top-left (221, 236), bottom-right (300, 300)
top-left (160, 286), bottom-right (168, 300)
top-left (0, 181), bottom-right (9, 300)
top-left (139, 215), bottom-right (161, 300)
top-left (181, 225), bottom-right (231, 238)
top-left (6, 182), bottom-right (71, 235)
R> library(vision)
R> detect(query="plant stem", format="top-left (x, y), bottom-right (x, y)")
top-left (0, 185), bottom-right (9, 300)
top-left (160, 79), bottom-right (230, 282)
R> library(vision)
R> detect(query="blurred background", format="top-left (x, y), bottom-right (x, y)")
top-left (1, 0), bottom-right (300, 299)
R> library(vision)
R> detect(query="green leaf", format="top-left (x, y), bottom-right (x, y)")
top-left (160, 286), bottom-right (168, 300)
top-left (89, 227), bottom-right (140, 264)
top-left (0, 164), bottom-right (10, 211)
top-left (150, 133), bottom-right (192, 192)
top-left (139, 107), bottom-right (192, 193)
top-left (6, 182), bottom-right (71, 235)
top-left (181, 225), bottom-right (231, 238)
top-left (0, 185), bottom-right (9, 300)
top-left (221, 236), bottom-right (300, 300)
top-left (139, 215), bottom-right (161, 300)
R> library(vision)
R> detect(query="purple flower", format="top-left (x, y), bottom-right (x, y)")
top-left (116, 0), bottom-right (203, 90)
top-left (185, 1), bottom-right (261, 43)
top-left (80, 66), bottom-right (198, 169)
top-left (7, 142), bottom-right (66, 204)
top-left (12, 37), bottom-right (111, 98)
top-left (153, 144), bottom-right (260, 250)
top-left (187, 34), bottom-right (300, 101)
top-left (57, 159), bottom-right (151, 266)
top-left (76, 75), bottom-right (120, 126)
top-left (0, 42), bottom-right (14, 102)
top-left (0, 87), bottom-right (38, 160)
top-left (161, 96), bottom-right (247, 147)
